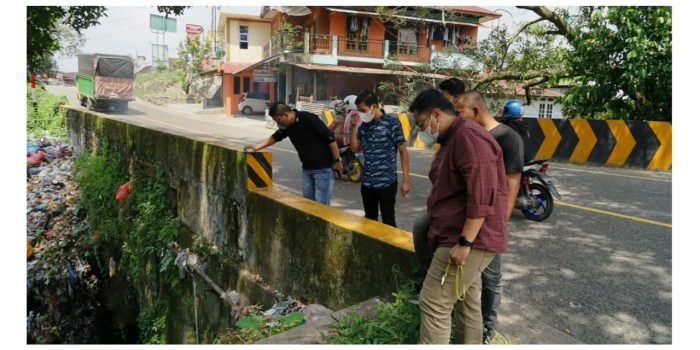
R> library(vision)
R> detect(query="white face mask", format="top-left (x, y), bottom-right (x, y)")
top-left (359, 107), bottom-right (375, 123)
top-left (418, 114), bottom-right (439, 146)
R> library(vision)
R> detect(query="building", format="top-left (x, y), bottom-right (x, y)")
top-left (216, 6), bottom-right (501, 116)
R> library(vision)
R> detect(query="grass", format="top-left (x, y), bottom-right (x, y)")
top-left (133, 71), bottom-right (180, 99)
top-left (27, 84), bottom-right (69, 140)
top-left (325, 283), bottom-right (515, 345)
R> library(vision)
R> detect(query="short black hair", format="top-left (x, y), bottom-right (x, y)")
top-left (269, 101), bottom-right (292, 117)
top-left (438, 78), bottom-right (466, 97)
top-left (409, 89), bottom-right (456, 116)
top-left (355, 89), bottom-right (379, 107)
top-left (462, 90), bottom-right (489, 111)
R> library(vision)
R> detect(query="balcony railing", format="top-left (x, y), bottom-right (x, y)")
top-left (263, 29), bottom-right (304, 58)
top-left (338, 35), bottom-right (384, 59)
top-left (310, 34), bottom-right (333, 54)
top-left (387, 41), bottom-right (431, 62)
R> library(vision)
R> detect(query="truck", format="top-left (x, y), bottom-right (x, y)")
top-left (77, 53), bottom-right (134, 113)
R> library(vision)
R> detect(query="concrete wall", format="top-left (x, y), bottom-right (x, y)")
top-left (62, 106), bottom-right (417, 342)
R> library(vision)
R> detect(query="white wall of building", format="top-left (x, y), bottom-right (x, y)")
top-left (227, 20), bottom-right (271, 63)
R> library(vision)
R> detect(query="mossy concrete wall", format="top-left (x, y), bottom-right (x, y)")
top-left (63, 106), bottom-right (417, 341)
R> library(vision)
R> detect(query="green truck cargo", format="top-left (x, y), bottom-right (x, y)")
top-left (77, 53), bottom-right (134, 113)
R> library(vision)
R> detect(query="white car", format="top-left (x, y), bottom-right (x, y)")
top-left (238, 92), bottom-right (271, 115)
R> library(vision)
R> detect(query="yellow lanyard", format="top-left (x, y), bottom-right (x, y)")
top-left (442, 262), bottom-right (467, 301)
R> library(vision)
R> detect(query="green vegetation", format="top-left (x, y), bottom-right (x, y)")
top-left (174, 35), bottom-right (212, 94)
top-left (133, 71), bottom-right (179, 99)
top-left (27, 85), bottom-right (69, 140)
top-left (214, 310), bottom-right (306, 344)
top-left (73, 146), bottom-right (186, 344)
top-left (326, 285), bottom-right (421, 344)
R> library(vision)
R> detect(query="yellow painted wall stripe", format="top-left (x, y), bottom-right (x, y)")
top-left (569, 119), bottom-right (598, 163)
top-left (558, 201), bottom-right (671, 228)
top-left (413, 133), bottom-right (426, 149)
top-left (534, 118), bottom-right (562, 160)
top-left (606, 120), bottom-right (637, 166)
top-left (247, 159), bottom-right (272, 186)
top-left (247, 178), bottom-right (256, 189)
top-left (398, 112), bottom-right (411, 142)
top-left (324, 110), bottom-right (334, 126)
top-left (646, 121), bottom-right (672, 170)
top-left (252, 187), bottom-right (415, 252)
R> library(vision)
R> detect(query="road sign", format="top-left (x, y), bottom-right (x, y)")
top-left (186, 24), bottom-right (203, 35)
top-left (254, 70), bottom-right (277, 83)
top-left (150, 14), bottom-right (177, 33)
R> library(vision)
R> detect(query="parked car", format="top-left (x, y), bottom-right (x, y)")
top-left (238, 92), bottom-right (271, 115)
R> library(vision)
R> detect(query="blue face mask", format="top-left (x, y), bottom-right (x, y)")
top-left (277, 122), bottom-right (287, 130)
top-left (418, 114), bottom-right (439, 146)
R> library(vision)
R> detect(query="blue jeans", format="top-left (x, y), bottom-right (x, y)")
top-left (301, 168), bottom-right (334, 205)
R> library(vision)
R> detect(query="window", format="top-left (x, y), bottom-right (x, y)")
top-left (234, 76), bottom-right (240, 94)
top-left (243, 77), bottom-right (251, 93)
top-left (240, 25), bottom-right (249, 50)
top-left (253, 82), bottom-right (260, 93)
top-left (538, 102), bottom-right (553, 118)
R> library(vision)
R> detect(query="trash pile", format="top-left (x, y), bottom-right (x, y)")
top-left (26, 137), bottom-right (100, 344)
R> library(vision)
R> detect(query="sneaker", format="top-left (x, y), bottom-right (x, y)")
top-left (483, 327), bottom-right (494, 344)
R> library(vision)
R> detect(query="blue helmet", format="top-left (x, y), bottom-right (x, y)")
top-left (502, 100), bottom-right (524, 119)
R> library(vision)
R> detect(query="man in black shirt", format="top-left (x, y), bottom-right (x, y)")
top-left (459, 90), bottom-right (524, 344)
top-left (244, 102), bottom-right (343, 205)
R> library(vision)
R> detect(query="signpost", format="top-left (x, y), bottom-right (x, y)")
top-left (150, 14), bottom-right (177, 65)
top-left (186, 24), bottom-right (204, 35)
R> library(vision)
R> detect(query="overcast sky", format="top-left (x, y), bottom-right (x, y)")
top-left (56, 6), bottom-right (542, 72)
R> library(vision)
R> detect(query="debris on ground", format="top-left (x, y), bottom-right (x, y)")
top-left (26, 137), bottom-right (100, 344)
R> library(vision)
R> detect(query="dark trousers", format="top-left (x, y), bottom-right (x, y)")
top-left (361, 181), bottom-right (397, 227)
top-left (481, 253), bottom-right (503, 334)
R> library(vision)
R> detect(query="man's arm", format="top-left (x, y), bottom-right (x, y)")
top-left (245, 136), bottom-right (277, 152)
top-left (349, 115), bottom-right (362, 153)
top-left (398, 143), bottom-right (410, 197)
top-left (505, 173), bottom-right (521, 218)
top-left (329, 141), bottom-right (343, 175)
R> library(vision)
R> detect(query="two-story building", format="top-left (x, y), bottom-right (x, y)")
top-left (216, 6), bottom-right (502, 116)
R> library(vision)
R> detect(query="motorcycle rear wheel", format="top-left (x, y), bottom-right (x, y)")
top-left (347, 159), bottom-right (362, 183)
top-left (521, 183), bottom-right (554, 221)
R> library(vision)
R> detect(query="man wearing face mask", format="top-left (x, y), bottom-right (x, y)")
top-left (349, 89), bottom-right (410, 227)
top-left (409, 89), bottom-right (508, 344)
top-left (244, 102), bottom-right (343, 205)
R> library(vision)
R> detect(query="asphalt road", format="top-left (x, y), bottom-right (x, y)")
top-left (49, 85), bottom-right (672, 344)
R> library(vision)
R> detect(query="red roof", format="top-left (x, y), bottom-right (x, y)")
top-left (446, 6), bottom-right (502, 18)
top-left (221, 63), bottom-right (252, 75)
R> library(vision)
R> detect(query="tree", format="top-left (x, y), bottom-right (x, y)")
top-left (174, 35), bottom-right (212, 94)
top-left (517, 6), bottom-right (672, 120)
top-left (27, 6), bottom-right (107, 71)
top-left (27, 6), bottom-right (191, 72)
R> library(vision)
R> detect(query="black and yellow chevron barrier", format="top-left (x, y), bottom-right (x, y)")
top-left (246, 152), bottom-right (273, 189)
top-left (393, 112), bottom-right (671, 170)
top-left (521, 118), bottom-right (671, 170)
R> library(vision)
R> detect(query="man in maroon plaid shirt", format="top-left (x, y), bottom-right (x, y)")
top-left (409, 89), bottom-right (509, 344)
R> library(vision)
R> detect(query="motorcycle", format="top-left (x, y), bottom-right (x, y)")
top-left (337, 146), bottom-right (363, 182)
top-left (515, 159), bottom-right (561, 221)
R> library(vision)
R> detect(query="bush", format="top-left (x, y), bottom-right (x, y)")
top-left (27, 84), bottom-right (69, 139)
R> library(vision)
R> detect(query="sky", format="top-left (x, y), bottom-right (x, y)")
top-left (55, 5), bottom-right (542, 72)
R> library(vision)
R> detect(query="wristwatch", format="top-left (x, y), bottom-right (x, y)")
top-left (333, 157), bottom-right (342, 164)
top-left (458, 236), bottom-right (473, 247)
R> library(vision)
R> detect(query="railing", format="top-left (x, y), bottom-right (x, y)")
top-left (338, 35), bottom-right (384, 59)
top-left (263, 29), bottom-right (304, 58)
top-left (387, 41), bottom-right (431, 62)
top-left (310, 34), bottom-right (333, 54)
